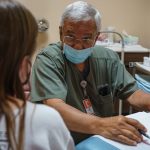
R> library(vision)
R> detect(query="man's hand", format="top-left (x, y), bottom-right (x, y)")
top-left (97, 115), bottom-right (147, 146)
top-left (44, 98), bottom-right (147, 146)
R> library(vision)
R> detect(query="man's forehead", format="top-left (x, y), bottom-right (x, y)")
top-left (63, 19), bottom-right (96, 27)
top-left (62, 19), bottom-right (96, 33)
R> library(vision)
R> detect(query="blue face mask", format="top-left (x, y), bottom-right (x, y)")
top-left (63, 44), bottom-right (93, 64)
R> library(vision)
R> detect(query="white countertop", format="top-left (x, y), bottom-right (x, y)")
top-left (135, 62), bottom-right (150, 74)
top-left (96, 41), bottom-right (150, 53)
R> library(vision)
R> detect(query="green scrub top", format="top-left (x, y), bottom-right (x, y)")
top-left (31, 42), bottom-right (138, 144)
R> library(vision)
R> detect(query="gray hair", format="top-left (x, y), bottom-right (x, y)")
top-left (60, 1), bottom-right (101, 33)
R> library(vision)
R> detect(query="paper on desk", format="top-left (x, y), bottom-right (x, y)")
top-left (94, 112), bottom-right (150, 150)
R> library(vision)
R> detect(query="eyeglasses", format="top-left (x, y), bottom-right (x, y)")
top-left (63, 35), bottom-right (95, 47)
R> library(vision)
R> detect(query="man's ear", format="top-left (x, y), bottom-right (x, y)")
top-left (59, 26), bottom-right (63, 42)
top-left (19, 56), bottom-right (31, 84)
top-left (93, 32), bottom-right (100, 45)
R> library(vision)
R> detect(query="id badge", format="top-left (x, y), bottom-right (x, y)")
top-left (83, 98), bottom-right (94, 115)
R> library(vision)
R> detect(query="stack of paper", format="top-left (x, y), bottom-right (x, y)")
top-left (95, 112), bottom-right (150, 150)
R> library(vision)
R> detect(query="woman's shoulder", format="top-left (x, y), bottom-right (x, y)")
top-left (25, 102), bottom-right (74, 149)
top-left (26, 101), bottom-right (62, 122)
top-left (26, 102), bottom-right (64, 127)
top-left (26, 101), bottom-right (71, 139)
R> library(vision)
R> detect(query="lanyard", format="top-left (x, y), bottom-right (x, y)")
top-left (80, 80), bottom-right (94, 115)
top-left (80, 80), bottom-right (88, 98)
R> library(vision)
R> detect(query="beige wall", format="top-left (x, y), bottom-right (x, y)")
top-left (19, 0), bottom-right (150, 49)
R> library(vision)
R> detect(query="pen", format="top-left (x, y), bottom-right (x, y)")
top-left (138, 129), bottom-right (150, 139)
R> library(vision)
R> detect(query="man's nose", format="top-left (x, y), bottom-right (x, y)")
top-left (72, 40), bottom-right (84, 50)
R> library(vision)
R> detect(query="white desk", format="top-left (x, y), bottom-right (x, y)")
top-left (96, 42), bottom-right (150, 69)
top-left (96, 42), bottom-right (149, 53)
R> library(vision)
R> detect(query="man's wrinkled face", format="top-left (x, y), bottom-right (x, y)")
top-left (60, 19), bottom-right (99, 50)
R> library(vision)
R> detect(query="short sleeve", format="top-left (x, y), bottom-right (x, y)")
top-left (31, 48), bottom-right (67, 102)
top-left (112, 60), bottom-right (139, 100)
top-left (92, 46), bottom-right (138, 101)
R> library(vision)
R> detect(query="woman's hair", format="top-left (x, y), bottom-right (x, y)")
top-left (60, 1), bottom-right (101, 33)
top-left (0, 0), bottom-right (38, 149)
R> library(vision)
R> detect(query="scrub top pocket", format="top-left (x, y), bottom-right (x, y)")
top-left (94, 93), bottom-right (114, 117)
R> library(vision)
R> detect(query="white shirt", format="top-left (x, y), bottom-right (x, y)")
top-left (0, 102), bottom-right (75, 150)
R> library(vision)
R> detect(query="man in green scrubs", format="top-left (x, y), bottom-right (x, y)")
top-left (31, 1), bottom-right (150, 145)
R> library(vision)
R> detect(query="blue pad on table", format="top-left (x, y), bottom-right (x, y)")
top-left (76, 136), bottom-right (120, 150)
top-left (135, 74), bottom-right (150, 93)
